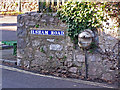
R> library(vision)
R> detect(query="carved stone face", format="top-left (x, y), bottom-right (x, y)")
top-left (78, 29), bottom-right (94, 48)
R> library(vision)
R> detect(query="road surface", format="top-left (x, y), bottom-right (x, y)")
top-left (2, 68), bottom-right (103, 88)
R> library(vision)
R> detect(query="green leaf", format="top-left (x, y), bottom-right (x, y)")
top-left (35, 25), bottom-right (39, 28)
top-left (58, 1), bottom-right (108, 44)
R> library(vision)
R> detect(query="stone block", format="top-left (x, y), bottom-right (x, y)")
top-left (17, 29), bottom-right (27, 37)
top-left (76, 54), bottom-right (85, 62)
top-left (41, 19), bottom-right (46, 23)
top-left (88, 54), bottom-right (101, 62)
top-left (17, 58), bottom-right (22, 66)
top-left (55, 52), bottom-right (65, 58)
top-left (32, 40), bottom-right (40, 47)
top-left (17, 38), bottom-right (26, 49)
top-left (102, 73), bottom-right (113, 81)
top-left (28, 21), bottom-right (36, 27)
top-left (68, 67), bottom-right (78, 74)
top-left (35, 50), bottom-right (46, 57)
top-left (49, 18), bottom-right (54, 22)
top-left (50, 44), bottom-right (63, 51)
top-left (67, 62), bottom-right (73, 67)
top-left (47, 39), bottom-right (55, 42)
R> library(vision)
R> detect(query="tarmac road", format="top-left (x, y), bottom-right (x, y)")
top-left (2, 68), bottom-right (103, 88)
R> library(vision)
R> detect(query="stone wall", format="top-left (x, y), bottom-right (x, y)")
top-left (17, 12), bottom-right (119, 84)
top-left (0, 0), bottom-right (38, 12)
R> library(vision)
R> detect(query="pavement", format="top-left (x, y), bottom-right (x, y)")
top-left (1, 65), bottom-right (117, 89)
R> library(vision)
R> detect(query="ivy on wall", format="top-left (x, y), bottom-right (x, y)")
top-left (57, 1), bottom-right (113, 44)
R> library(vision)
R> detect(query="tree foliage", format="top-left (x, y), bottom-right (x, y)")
top-left (57, 1), bottom-right (109, 44)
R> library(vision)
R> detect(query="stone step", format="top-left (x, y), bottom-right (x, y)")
top-left (0, 59), bottom-right (17, 65)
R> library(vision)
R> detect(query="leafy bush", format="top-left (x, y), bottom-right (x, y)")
top-left (57, 1), bottom-right (109, 44)
top-left (15, 2), bottom-right (18, 6)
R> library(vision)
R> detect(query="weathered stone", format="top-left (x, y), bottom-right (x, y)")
top-left (35, 16), bottom-right (40, 21)
top-left (65, 46), bottom-right (67, 51)
top-left (50, 44), bottom-right (63, 51)
top-left (88, 54), bottom-right (101, 62)
top-left (55, 52), bottom-right (64, 58)
top-left (61, 70), bottom-right (67, 74)
top-left (89, 67), bottom-right (97, 76)
top-left (67, 42), bottom-right (73, 47)
top-left (17, 49), bottom-right (25, 56)
top-left (76, 54), bottom-right (85, 62)
top-left (17, 58), bottom-right (21, 66)
top-left (68, 67), bottom-right (78, 73)
top-left (17, 50), bottom-right (23, 58)
top-left (47, 39), bottom-right (54, 42)
top-left (17, 38), bottom-right (26, 48)
top-left (67, 57), bottom-right (73, 62)
top-left (17, 29), bottom-right (27, 37)
top-left (35, 50), bottom-right (46, 57)
top-left (60, 23), bottom-right (67, 28)
top-left (73, 61), bottom-right (82, 67)
top-left (41, 19), bottom-right (46, 23)
top-left (28, 21), bottom-right (36, 27)
top-left (52, 13), bottom-right (57, 17)
top-left (61, 40), bottom-right (65, 44)
top-left (49, 18), bottom-right (54, 22)
top-left (68, 51), bottom-right (73, 55)
top-left (17, 15), bottom-right (22, 20)
top-left (43, 46), bottom-right (47, 52)
top-left (24, 60), bottom-right (30, 68)
top-left (32, 40), bottom-right (40, 47)
top-left (88, 62), bottom-right (103, 78)
top-left (102, 73), bottom-right (113, 81)
top-left (99, 45), bottom-right (106, 52)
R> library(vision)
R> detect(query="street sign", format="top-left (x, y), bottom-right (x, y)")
top-left (30, 30), bottom-right (64, 36)
top-left (78, 29), bottom-right (95, 79)
top-left (78, 29), bottom-right (94, 49)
